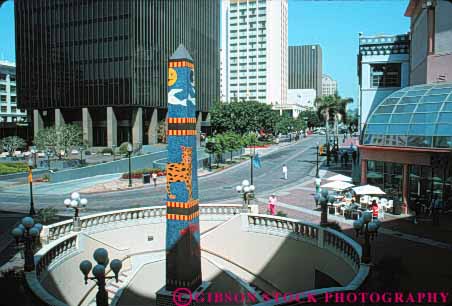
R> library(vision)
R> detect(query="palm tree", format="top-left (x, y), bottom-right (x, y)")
top-left (315, 94), bottom-right (353, 164)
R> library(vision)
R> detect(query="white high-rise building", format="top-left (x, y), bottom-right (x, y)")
top-left (322, 74), bottom-right (338, 96)
top-left (0, 61), bottom-right (27, 123)
top-left (221, 0), bottom-right (288, 106)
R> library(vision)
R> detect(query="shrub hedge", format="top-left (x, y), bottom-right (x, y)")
top-left (0, 162), bottom-right (29, 175)
top-left (121, 168), bottom-right (164, 179)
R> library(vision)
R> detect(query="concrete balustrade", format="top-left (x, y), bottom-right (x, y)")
top-left (30, 205), bottom-right (368, 306)
top-left (247, 214), bottom-right (361, 272)
top-left (41, 204), bottom-right (255, 244)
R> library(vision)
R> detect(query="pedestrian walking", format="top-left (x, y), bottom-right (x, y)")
top-left (151, 172), bottom-right (158, 187)
top-left (352, 150), bottom-right (357, 164)
top-left (268, 194), bottom-right (277, 215)
top-left (371, 200), bottom-right (379, 220)
top-left (413, 200), bottom-right (421, 224)
top-left (333, 149), bottom-right (338, 164)
top-left (432, 194), bottom-right (443, 226)
top-left (282, 164), bottom-right (288, 180)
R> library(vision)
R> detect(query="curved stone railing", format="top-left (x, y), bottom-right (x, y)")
top-left (41, 204), bottom-right (253, 244)
top-left (246, 214), bottom-right (369, 306)
top-left (29, 204), bottom-right (256, 306)
top-left (35, 233), bottom-right (79, 281)
top-left (30, 207), bottom-right (367, 306)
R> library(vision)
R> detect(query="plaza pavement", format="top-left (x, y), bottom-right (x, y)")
top-left (249, 164), bottom-right (452, 303)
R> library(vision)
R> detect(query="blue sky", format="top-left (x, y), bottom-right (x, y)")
top-left (0, 1), bottom-right (15, 62)
top-left (289, 0), bottom-right (410, 108)
top-left (0, 0), bottom-right (410, 108)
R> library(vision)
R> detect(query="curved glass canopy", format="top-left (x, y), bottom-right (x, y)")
top-left (363, 83), bottom-right (452, 149)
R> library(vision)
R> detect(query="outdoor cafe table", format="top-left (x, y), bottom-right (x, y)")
top-left (328, 202), bottom-right (343, 215)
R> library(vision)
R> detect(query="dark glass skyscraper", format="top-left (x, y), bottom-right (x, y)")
top-left (288, 45), bottom-right (323, 97)
top-left (15, 0), bottom-right (220, 147)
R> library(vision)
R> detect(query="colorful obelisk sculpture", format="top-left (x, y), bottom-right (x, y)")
top-left (164, 44), bottom-right (202, 292)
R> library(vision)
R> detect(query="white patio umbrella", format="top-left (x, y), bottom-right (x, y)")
top-left (321, 181), bottom-right (355, 191)
top-left (352, 184), bottom-right (386, 195)
top-left (326, 174), bottom-right (353, 182)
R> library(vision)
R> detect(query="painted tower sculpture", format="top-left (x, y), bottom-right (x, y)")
top-left (164, 44), bottom-right (202, 292)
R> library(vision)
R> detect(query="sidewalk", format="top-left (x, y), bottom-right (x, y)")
top-left (253, 165), bottom-right (452, 301)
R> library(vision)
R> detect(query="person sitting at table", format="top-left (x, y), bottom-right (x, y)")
top-left (349, 198), bottom-right (359, 210)
top-left (343, 199), bottom-right (359, 218)
top-left (345, 190), bottom-right (352, 199)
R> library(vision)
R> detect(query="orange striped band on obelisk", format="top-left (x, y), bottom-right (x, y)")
top-left (166, 199), bottom-right (199, 209)
top-left (168, 61), bottom-right (194, 69)
top-left (167, 117), bottom-right (197, 136)
top-left (166, 211), bottom-right (200, 221)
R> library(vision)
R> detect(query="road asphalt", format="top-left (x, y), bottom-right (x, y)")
top-left (0, 136), bottom-right (322, 214)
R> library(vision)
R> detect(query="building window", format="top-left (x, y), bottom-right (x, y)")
top-left (1, 106), bottom-right (6, 112)
top-left (11, 106), bottom-right (16, 113)
top-left (0, 73), bottom-right (6, 80)
top-left (370, 64), bottom-right (401, 88)
top-left (0, 95), bottom-right (6, 102)
top-left (10, 75), bottom-right (16, 82)
top-left (11, 96), bottom-right (16, 103)
top-left (0, 84), bottom-right (6, 91)
top-left (10, 86), bottom-right (16, 93)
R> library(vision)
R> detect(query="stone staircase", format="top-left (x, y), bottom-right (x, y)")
top-left (87, 267), bottom-right (132, 306)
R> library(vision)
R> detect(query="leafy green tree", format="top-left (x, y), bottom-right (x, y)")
top-left (34, 128), bottom-right (58, 153)
top-left (58, 124), bottom-right (83, 156)
top-left (210, 101), bottom-right (278, 135)
top-left (34, 124), bottom-right (82, 158)
top-left (275, 114), bottom-right (297, 135)
top-left (241, 133), bottom-right (258, 148)
top-left (0, 136), bottom-right (26, 156)
top-left (299, 108), bottom-right (322, 128)
top-left (205, 135), bottom-right (225, 167)
top-left (221, 132), bottom-right (242, 161)
top-left (315, 94), bottom-right (353, 145)
top-left (345, 108), bottom-right (359, 131)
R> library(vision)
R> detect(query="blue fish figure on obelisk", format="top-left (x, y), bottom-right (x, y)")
top-left (163, 44), bottom-right (202, 293)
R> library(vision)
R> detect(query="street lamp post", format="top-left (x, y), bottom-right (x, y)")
top-left (319, 189), bottom-right (335, 227)
top-left (46, 149), bottom-right (52, 171)
top-left (79, 146), bottom-right (84, 166)
top-left (250, 142), bottom-right (256, 185)
top-left (207, 138), bottom-right (215, 171)
top-left (31, 147), bottom-right (37, 168)
top-left (11, 217), bottom-right (43, 272)
top-left (236, 179), bottom-right (255, 212)
top-left (316, 142), bottom-right (320, 178)
top-left (79, 248), bottom-right (123, 306)
top-left (326, 140), bottom-right (331, 167)
top-left (353, 211), bottom-right (380, 264)
top-left (127, 143), bottom-right (133, 188)
top-left (27, 159), bottom-right (36, 216)
top-left (64, 192), bottom-right (88, 232)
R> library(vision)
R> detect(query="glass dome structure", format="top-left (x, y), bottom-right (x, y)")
top-left (363, 83), bottom-right (452, 149)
